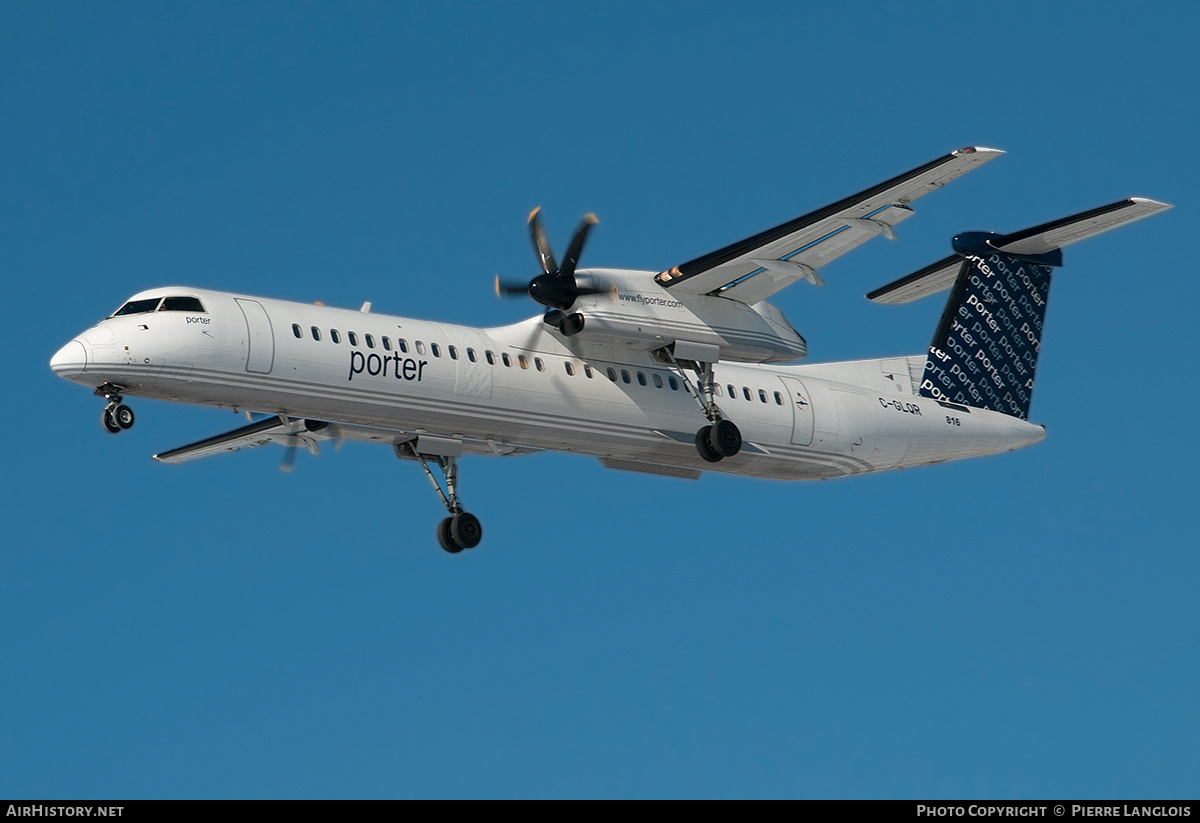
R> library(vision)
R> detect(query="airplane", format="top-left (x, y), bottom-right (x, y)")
top-left (49, 147), bottom-right (1170, 553)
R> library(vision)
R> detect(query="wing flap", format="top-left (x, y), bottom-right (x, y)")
top-left (656, 147), bottom-right (1002, 303)
top-left (723, 204), bottom-right (917, 304)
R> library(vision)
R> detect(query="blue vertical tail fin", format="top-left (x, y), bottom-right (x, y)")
top-left (919, 241), bottom-right (1054, 419)
top-left (866, 198), bottom-right (1171, 419)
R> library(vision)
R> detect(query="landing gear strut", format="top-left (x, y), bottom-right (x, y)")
top-left (96, 383), bottom-right (134, 434)
top-left (397, 441), bottom-right (483, 554)
top-left (660, 348), bottom-right (742, 463)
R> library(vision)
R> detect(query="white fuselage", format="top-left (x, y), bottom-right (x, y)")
top-left (51, 286), bottom-right (1045, 480)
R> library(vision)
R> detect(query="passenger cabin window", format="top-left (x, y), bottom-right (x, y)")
top-left (112, 298), bottom-right (162, 317)
top-left (668, 376), bottom-right (679, 391)
top-left (534, 357), bottom-right (544, 372)
top-left (743, 387), bottom-right (752, 401)
top-left (774, 391), bottom-right (784, 406)
top-left (416, 341), bottom-right (426, 355)
top-left (759, 389), bottom-right (768, 403)
top-left (486, 351), bottom-right (495, 365)
top-left (311, 326), bottom-right (322, 341)
top-left (365, 334), bottom-right (375, 349)
top-left (565, 362), bottom-right (575, 376)
top-left (518, 355), bottom-right (528, 370)
top-left (653, 373), bottom-right (663, 388)
top-left (607, 367), bottom-right (617, 382)
top-left (502, 353), bottom-right (512, 367)
top-left (728, 384), bottom-right (737, 398)
top-left (636, 372), bottom-right (646, 386)
top-left (398, 339), bottom-right (408, 353)
top-left (431, 343), bottom-right (441, 358)
top-left (621, 369), bottom-right (631, 384)
top-left (348, 332), bottom-right (358, 346)
top-left (331, 330), bottom-right (341, 344)
top-left (449, 346), bottom-right (459, 360)
top-left (292, 324), bottom-right (303, 339)
top-left (382, 337), bottom-right (391, 351)
top-left (159, 296), bottom-right (206, 312)
top-left (584, 365), bottom-right (594, 379)
top-left (467, 348), bottom-right (477, 362)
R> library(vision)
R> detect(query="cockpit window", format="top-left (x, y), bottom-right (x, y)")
top-left (159, 296), bottom-right (206, 312)
top-left (112, 298), bottom-right (163, 317)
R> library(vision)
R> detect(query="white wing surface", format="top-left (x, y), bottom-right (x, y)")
top-left (655, 147), bottom-right (1002, 304)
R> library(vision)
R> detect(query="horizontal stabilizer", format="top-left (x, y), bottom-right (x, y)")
top-left (868, 198), bottom-right (1172, 303)
top-left (994, 198), bottom-right (1170, 255)
top-left (867, 254), bottom-right (963, 304)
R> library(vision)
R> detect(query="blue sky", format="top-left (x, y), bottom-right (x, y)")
top-left (3, 1), bottom-right (1197, 799)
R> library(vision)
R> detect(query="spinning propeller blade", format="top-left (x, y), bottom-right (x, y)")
top-left (496, 210), bottom-right (605, 313)
top-left (528, 207), bottom-right (557, 275)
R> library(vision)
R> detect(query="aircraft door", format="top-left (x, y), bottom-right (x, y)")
top-left (777, 376), bottom-right (814, 446)
top-left (235, 299), bottom-right (275, 375)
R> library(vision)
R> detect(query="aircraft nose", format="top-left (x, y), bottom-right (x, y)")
top-left (50, 340), bottom-right (87, 380)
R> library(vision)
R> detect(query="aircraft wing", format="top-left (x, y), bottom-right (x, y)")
top-left (153, 416), bottom-right (541, 463)
top-left (152, 415), bottom-right (323, 462)
top-left (654, 147), bottom-right (1002, 304)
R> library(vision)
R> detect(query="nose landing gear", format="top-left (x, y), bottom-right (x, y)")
top-left (96, 384), bottom-right (134, 434)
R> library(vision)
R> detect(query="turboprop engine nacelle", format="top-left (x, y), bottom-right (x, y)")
top-left (551, 268), bottom-right (807, 364)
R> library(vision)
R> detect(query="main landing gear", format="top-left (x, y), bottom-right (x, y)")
top-left (397, 441), bottom-right (483, 554)
top-left (96, 384), bottom-right (135, 434)
top-left (660, 349), bottom-right (742, 463)
top-left (694, 418), bottom-right (742, 463)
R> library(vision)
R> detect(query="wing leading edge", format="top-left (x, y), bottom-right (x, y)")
top-left (153, 416), bottom-right (543, 464)
top-left (152, 415), bottom-right (323, 463)
top-left (655, 147), bottom-right (1002, 304)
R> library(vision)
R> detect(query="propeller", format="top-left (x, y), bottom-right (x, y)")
top-left (496, 209), bottom-right (606, 312)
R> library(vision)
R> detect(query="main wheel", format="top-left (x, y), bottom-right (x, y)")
top-left (710, 419), bottom-right (741, 457)
top-left (114, 404), bottom-right (135, 430)
top-left (437, 518), bottom-right (463, 553)
top-left (695, 426), bottom-right (723, 463)
top-left (450, 512), bottom-right (483, 549)
top-left (102, 408), bottom-right (121, 434)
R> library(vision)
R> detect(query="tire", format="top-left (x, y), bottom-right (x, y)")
top-left (694, 426), bottom-right (723, 463)
top-left (102, 409), bottom-right (121, 434)
top-left (114, 404), bottom-right (135, 430)
top-left (450, 512), bottom-right (483, 549)
top-left (437, 518), bottom-right (462, 553)
top-left (710, 419), bottom-right (741, 457)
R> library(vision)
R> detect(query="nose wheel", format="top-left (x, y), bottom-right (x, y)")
top-left (96, 384), bottom-right (134, 434)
